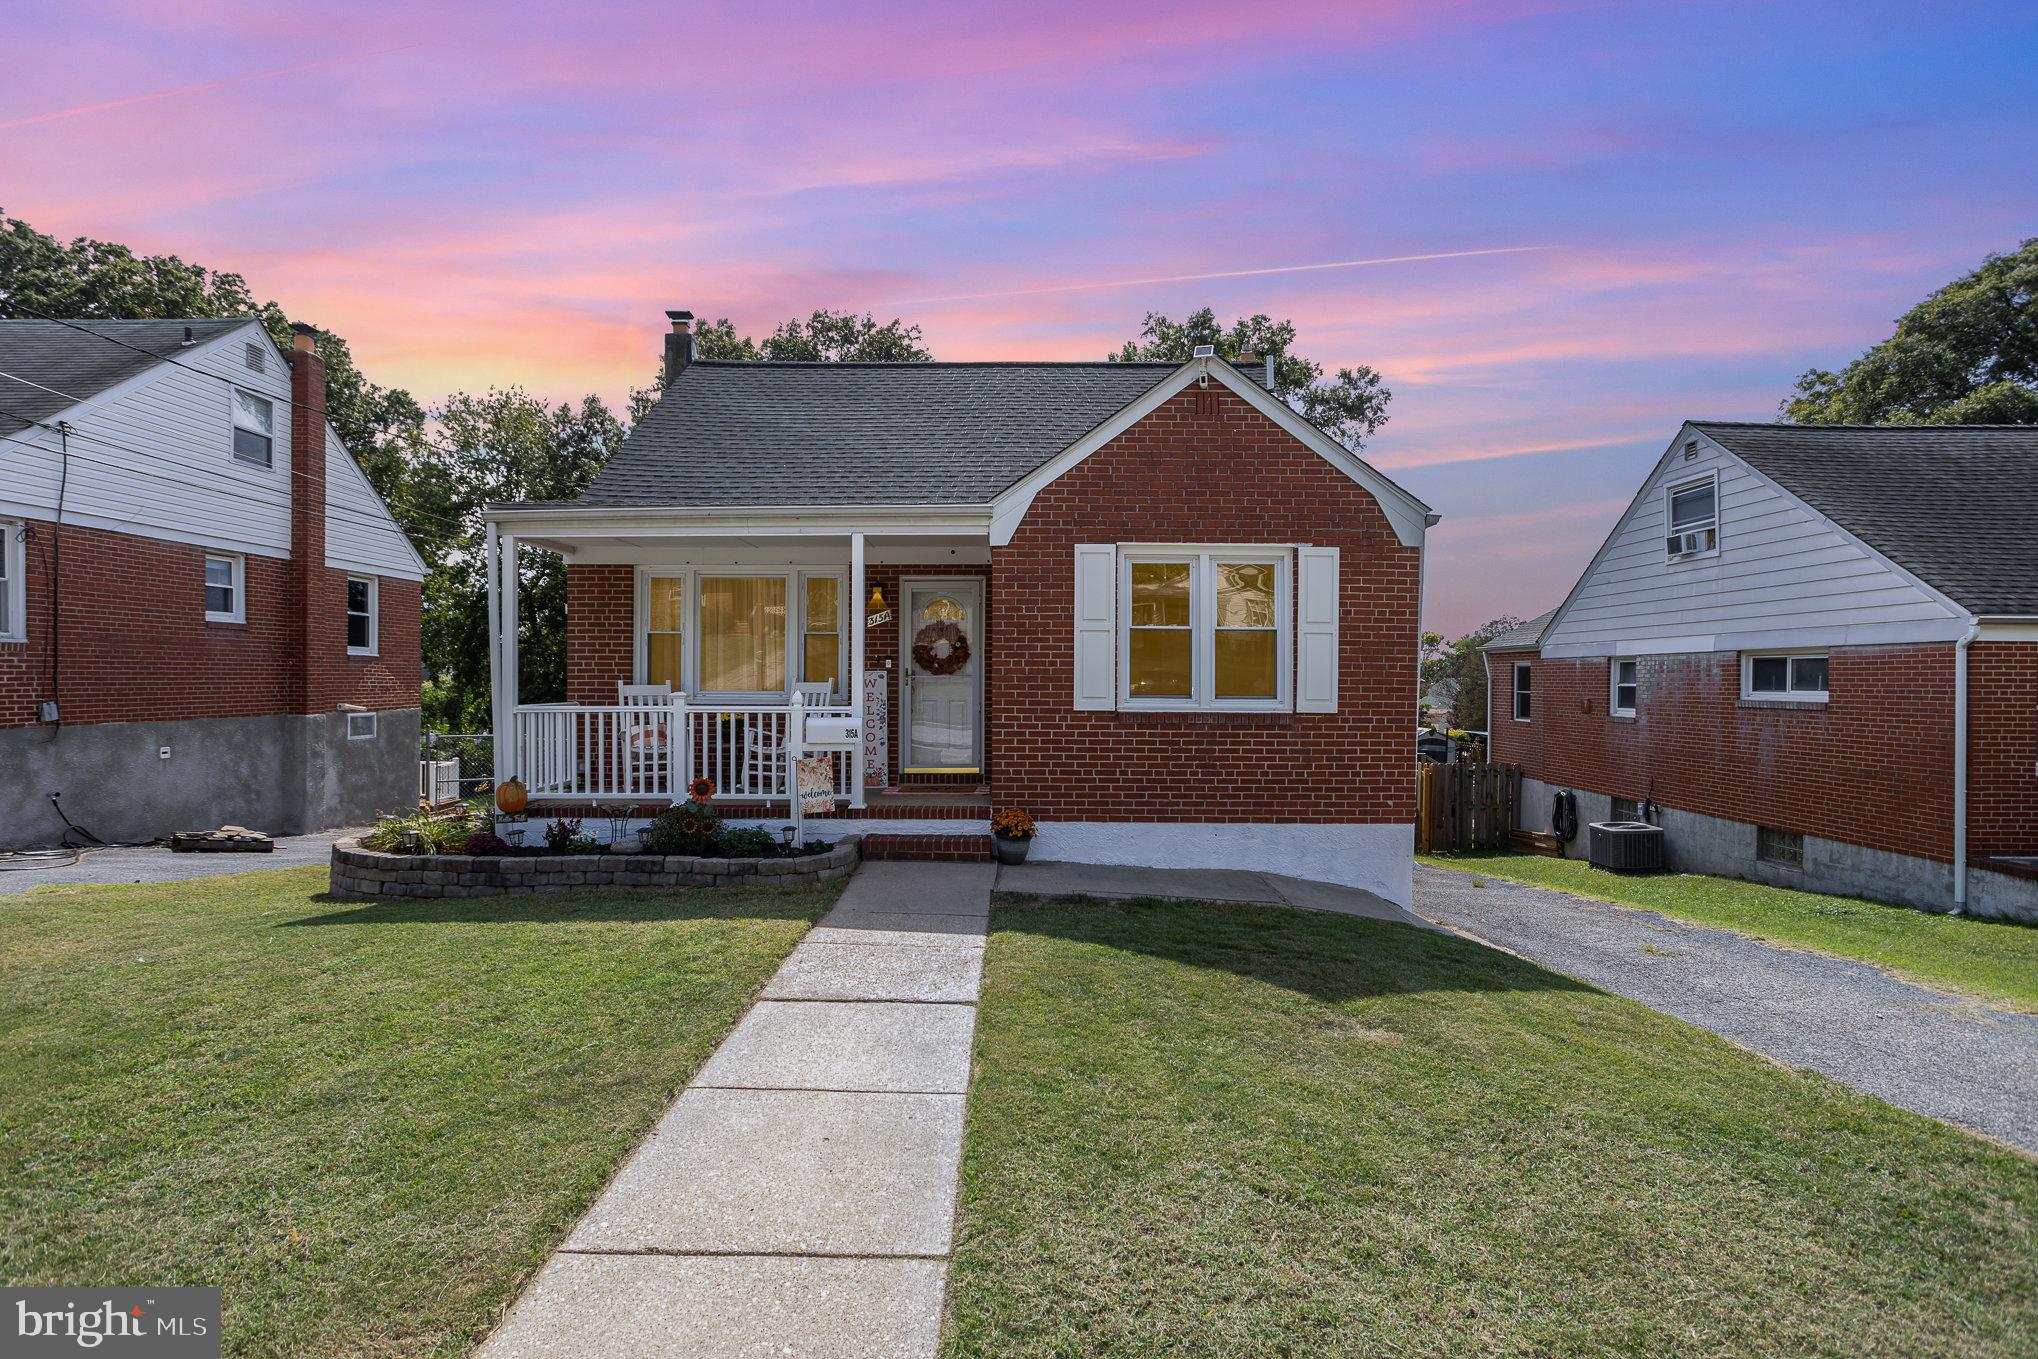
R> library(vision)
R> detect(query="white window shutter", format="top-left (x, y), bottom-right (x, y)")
top-left (1072, 545), bottom-right (1117, 709)
top-left (1295, 545), bottom-right (1340, 713)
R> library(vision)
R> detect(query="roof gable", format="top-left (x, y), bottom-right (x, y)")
top-left (0, 318), bottom-right (253, 435)
top-left (1692, 422), bottom-right (2038, 616)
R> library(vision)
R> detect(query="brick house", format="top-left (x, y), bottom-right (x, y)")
top-left (0, 318), bottom-right (425, 847)
top-left (1487, 423), bottom-right (2038, 921)
top-left (482, 312), bottom-right (1435, 905)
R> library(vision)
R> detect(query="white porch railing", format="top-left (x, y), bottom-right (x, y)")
top-left (512, 699), bottom-right (857, 803)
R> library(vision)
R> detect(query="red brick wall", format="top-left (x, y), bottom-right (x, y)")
top-left (1968, 641), bottom-right (2038, 857)
top-left (1489, 645), bottom-right (1959, 863)
top-left (565, 564), bottom-right (636, 704)
top-left (0, 519), bottom-right (418, 729)
top-left (990, 383), bottom-right (1420, 824)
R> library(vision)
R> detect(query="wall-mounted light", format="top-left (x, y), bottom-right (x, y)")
top-left (868, 585), bottom-right (886, 610)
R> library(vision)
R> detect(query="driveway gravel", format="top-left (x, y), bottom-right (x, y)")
top-left (1414, 863), bottom-right (2038, 1155)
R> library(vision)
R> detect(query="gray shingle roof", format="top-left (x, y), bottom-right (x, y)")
top-left (1695, 422), bottom-right (2038, 615)
top-left (1481, 609), bottom-right (1557, 651)
top-left (583, 359), bottom-right (1206, 506)
top-left (0, 318), bottom-right (252, 436)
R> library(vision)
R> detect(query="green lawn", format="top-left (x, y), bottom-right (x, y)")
top-left (0, 865), bottom-right (836, 1359)
top-left (943, 894), bottom-right (2038, 1359)
top-left (1420, 850), bottom-right (2038, 1012)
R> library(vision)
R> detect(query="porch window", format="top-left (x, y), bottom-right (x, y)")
top-left (698, 576), bottom-right (786, 694)
top-left (645, 576), bottom-right (683, 688)
top-left (802, 575), bottom-right (841, 694)
top-left (1120, 549), bottom-right (1291, 711)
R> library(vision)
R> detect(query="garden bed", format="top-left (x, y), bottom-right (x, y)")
top-left (330, 835), bottom-right (859, 900)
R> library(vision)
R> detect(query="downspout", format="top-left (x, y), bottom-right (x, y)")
top-left (1952, 617), bottom-right (1980, 914)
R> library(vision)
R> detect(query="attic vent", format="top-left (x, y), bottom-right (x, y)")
top-left (1682, 439), bottom-right (1698, 458)
top-left (243, 342), bottom-right (266, 374)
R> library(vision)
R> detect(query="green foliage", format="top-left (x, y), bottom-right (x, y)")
top-left (645, 800), bottom-right (724, 855)
top-left (1416, 616), bottom-right (1521, 730)
top-left (1111, 307), bottom-right (1392, 450)
top-left (718, 827), bottom-right (780, 858)
top-left (1785, 238), bottom-right (2038, 426)
top-left (361, 805), bottom-right (479, 854)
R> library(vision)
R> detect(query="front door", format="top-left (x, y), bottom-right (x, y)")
top-left (901, 579), bottom-right (982, 772)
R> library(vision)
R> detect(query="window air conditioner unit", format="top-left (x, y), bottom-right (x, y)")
top-left (1666, 529), bottom-right (1713, 557)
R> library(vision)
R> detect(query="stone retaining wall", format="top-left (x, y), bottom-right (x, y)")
top-left (330, 835), bottom-right (859, 899)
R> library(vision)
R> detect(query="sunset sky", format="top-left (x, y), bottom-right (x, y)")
top-left (5, 0), bottom-right (2034, 634)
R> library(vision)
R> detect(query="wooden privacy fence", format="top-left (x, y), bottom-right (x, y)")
top-left (1416, 761), bottom-right (1521, 853)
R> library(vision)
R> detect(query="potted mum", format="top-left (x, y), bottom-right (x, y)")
top-left (990, 807), bottom-right (1036, 865)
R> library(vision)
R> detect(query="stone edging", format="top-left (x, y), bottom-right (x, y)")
top-left (329, 835), bottom-right (860, 900)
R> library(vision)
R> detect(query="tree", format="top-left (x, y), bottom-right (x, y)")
top-left (627, 309), bottom-right (931, 421)
top-left (407, 391), bottom-right (628, 731)
top-left (1784, 238), bottom-right (2038, 426)
top-left (1415, 616), bottom-right (1523, 732)
top-left (1111, 308), bottom-right (1392, 450)
top-left (0, 213), bottom-right (425, 476)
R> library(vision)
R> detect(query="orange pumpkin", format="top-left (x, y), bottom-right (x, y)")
top-left (495, 775), bottom-right (528, 815)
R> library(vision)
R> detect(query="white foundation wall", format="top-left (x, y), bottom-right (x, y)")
top-left (1030, 822), bottom-right (1415, 908)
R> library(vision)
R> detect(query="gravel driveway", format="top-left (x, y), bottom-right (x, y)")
top-left (1414, 863), bottom-right (2038, 1156)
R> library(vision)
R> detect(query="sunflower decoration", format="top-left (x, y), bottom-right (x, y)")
top-left (912, 620), bottom-right (971, 676)
top-left (688, 776), bottom-right (716, 801)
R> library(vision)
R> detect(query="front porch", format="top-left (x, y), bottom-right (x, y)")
top-left (481, 508), bottom-right (993, 823)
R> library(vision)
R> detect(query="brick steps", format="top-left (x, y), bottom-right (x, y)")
top-left (860, 833), bottom-right (994, 862)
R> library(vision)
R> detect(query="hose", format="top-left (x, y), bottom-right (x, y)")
top-left (1551, 788), bottom-right (1580, 843)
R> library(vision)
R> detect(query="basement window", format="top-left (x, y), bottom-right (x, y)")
top-left (1757, 826), bottom-right (1804, 867)
top-left (1611, 796), bottom-right (1642, 822)
top-left (1743, 653), bottom-right (1828, 702)
top-left (232, 388), bottom-right (274, 467)
top-left (347, 712), bottom-right (378, 741)
top-left (204, 553), bottom-right (245, 624)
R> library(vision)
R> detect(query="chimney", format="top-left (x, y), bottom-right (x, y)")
top-left (664, 310), bottom-right (695, 384)
top-left (285, 322), bottom-right (329, 714)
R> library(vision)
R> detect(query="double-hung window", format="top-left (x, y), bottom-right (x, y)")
top-left (1743, 652), bottom-right (1828, 702)
top-left (204, 553), bottom-right (244, 623)
top-left (1120, 548), bottom-right (1290, 711)
top-left (0, 519), bottom-right (22, 641)
top-left (645, 576), bottom-right (684, 689)
top-left (1610, 657), bottom-right (1638, 717)
top-left (346, 576), bottom-right (378, 655)
top-left (1512, 662), bottom-right (1532, 721)
top-left (801, 575), bottom-right (842, 695)
top-left (1665, 472), bottom-right (1718, 559)
top-left (231, 389), bottom-right (274, 467)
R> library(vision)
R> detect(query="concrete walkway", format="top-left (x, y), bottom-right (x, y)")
top-left (478, 860), bottom-right (994, 1359)
top-left (1416, 863), bottom-right (2038, 1155)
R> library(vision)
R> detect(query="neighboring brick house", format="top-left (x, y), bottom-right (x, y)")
top-left (482, 312), bottom-right (1435, 905)
top-left (0, 318), bottom-right (425, 846)
top-left (1488, 423), bottom-right (2038, 921)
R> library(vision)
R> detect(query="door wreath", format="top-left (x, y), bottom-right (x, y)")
top-left (912, 620), bottom-right (971, 676)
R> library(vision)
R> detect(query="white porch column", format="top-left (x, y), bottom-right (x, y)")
top-left (486, 520), bottom-right (506, 784)
top-left (502, 531), bottom-right (521, 721)
top-left (850, 531), bottom-right (867, 810)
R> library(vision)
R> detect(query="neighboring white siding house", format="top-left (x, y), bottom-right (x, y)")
top-left (0, 320), bottom-right (422, 582)
top-left (1538, 423), bottom-right (1966, 659)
